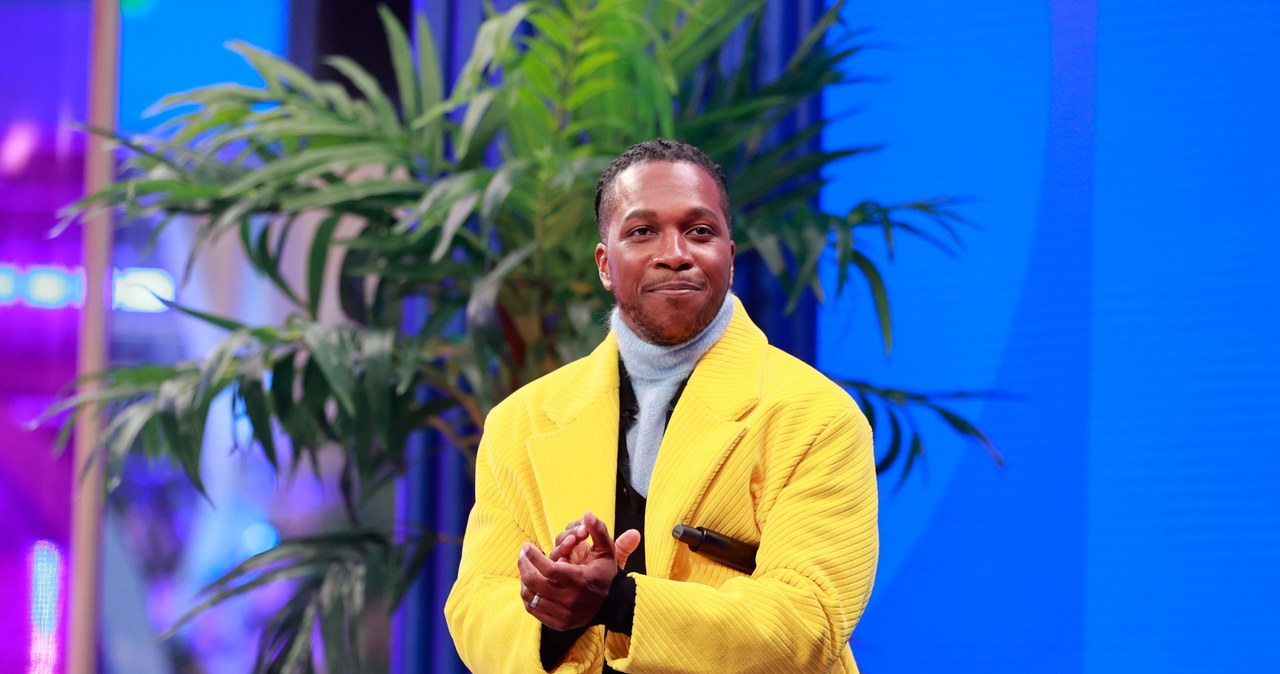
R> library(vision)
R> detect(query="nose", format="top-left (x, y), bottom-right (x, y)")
top-left (653, 231), bottom-right (693, 270)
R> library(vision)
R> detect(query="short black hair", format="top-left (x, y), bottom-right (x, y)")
top-left (594, 138), bottom-right (731, 239)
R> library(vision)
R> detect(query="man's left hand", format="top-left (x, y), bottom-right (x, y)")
top-left (518, 511), bottom-right (619, 630)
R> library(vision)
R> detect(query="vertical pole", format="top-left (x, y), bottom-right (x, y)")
top-left (70, 0), bottom-right (118, 672)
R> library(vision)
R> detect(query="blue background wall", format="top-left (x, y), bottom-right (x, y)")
top-left (819, 1), bottom-right (1280, 671)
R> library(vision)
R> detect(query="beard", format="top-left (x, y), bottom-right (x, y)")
top-left (615, 287), bottom-right (727, 346)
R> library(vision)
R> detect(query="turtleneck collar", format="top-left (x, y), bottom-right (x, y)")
top-left (610, 293), bottom-right (735, 382)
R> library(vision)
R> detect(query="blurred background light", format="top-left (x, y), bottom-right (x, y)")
top-left (23, 266), bottom-right (82, 309)
top-left (120, 0), bottom-right (157, 18)
top-left (28, 541), bottom-right (62, 674)
top-left (0, 265), bottom-right (19, 304)
top-left (0, 119), bottom-right (39, 177)
top-left (0, 263), bottom-right (174, 312)
top-left (239, 522), bottom-right (280, 558)
top-left (112, 267), bottom-right (175, 312)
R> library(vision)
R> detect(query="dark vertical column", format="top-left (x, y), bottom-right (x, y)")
top-left (305, 0), bottom-right (413, 100)
top-left (732, 0), bottom-right (825, 362)
top-left (396, 4), bottom-right (494, 673)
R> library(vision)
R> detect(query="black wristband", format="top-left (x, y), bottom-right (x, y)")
top-left (540, 623), bottom-right (588, 671)
top-left (595, 570), bottom-right (637, 635)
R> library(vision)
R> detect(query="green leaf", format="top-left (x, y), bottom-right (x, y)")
top-left (666, 1), bottom-right (765, 77)
top-left (239, 373), bottom-right (279, 469)
top-left (417, 12), bottom-right (448, 168)
top-left (875, 409), bottom-right (903, 474)
top-left (430, 192), bottom-right (482, 262)
top-left (933, 405), bottom-right (1005, 466)
top-left (849, 250), bottom-right (893, 355)
top-left (896, 435), bottom-right (924, 491)
top-left (165, 563), bottom-right (320, 640)
top-left (221, 143), bottom-right (406, 197)
top-left (466, 242), bottom-right (536, 330)
top-left (360, 329), bottom-right (396, 456)
top-left (379, 6), bottom-right (420, 124)
top-left (306, 214), bottom-right (341, 319)
top-left (279, 179), bottom-right (422, 213)
top-left (324, 54), bottom-right (404, 136)
top-left (527, 11), bottom-right (573, 51)
top-left (456, 3), bottom-right (532, 97)
top-left (228, 40), bottom-right (328, 102)
top-left (389, 530), bottom-right (437, 607)
top-left (455, 88), bottom-right (507, 169)
top-left (303, 325), bottom-right (358, 416)
top-left (159, 297), bottom-right (280, 342)
top-left (269, 351), bottom-right (297, 430)
top-left (784, 0), bottom-right (846, 74)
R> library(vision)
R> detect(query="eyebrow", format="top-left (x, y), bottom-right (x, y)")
top-left (621, 207), bottom-right (721, 223)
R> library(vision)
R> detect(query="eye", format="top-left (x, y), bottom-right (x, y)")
top-left (688, 224), bottom-right (714, 236)
top-left (627, 225), bottom-right (655, 237)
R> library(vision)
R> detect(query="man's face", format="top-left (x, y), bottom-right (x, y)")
top-left (595, 161), bottom-right (735, 345)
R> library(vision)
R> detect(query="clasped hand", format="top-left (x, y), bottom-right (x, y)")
top-left (518, 511), bottom-right (641, 631)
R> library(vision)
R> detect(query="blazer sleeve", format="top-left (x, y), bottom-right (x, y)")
top-left (606, 407), bottom-right (878, 673)
top-left (443, 408), bottom-right (605, 673)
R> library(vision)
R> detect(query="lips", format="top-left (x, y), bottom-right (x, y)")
top-left (645, 280), bottom-right (705, 293)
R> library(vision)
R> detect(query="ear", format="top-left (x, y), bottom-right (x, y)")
top-left (595, 242), bottom-right (612, 291)
top-left (728, 239), bottom-right (736, 287)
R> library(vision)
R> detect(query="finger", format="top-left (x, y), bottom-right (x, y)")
top-left (550, 530), bottom-right (588, 562)
top-left (519, 581), bottom-right (538, 606)
top-left (615, 529), bottom-right (641, 569)
top-left (582, 511), bottom-right (615, 555)
top-left (519, 582), bottom-right (567, 625)
top-left (518, 545), bottom-right (562, 592)
top-left (553, 520), bottom-right (584, 547)
top-left (521, 543), bottom-right (578, 586)
top-left (566, 538), bottom-right (593, 565)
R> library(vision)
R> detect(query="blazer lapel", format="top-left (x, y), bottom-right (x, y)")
top-left (526, 335), bottom-right (621, 543)
top-left (644, 298), bottom-right (766, 578)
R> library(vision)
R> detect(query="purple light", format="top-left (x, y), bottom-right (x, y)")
top-left (28, 541), bottom-right (62, 674)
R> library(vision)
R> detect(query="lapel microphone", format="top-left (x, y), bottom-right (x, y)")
top-left (672, 524), bottom-right (757, 574)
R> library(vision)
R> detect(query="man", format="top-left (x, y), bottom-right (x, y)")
top-left (445, 139), bottom-right (878, 673)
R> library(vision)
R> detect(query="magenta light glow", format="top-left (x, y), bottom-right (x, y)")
top-left (28, 541), bottom-right (62, 674)
top-left (1, 120), bottom-right (39, 177)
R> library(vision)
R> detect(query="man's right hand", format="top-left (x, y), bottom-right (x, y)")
top-left (551, 514), bottom-right (641, 569)
top-left (518, 512), bottom-right (637, 631)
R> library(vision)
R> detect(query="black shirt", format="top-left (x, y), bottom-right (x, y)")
top-left (539, 359), bottom-right (687, 671)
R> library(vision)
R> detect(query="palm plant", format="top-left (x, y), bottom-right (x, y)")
top-left (47, 0), bottom-right (1000, 670)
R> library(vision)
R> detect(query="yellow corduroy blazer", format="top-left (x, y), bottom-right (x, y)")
top-left (445, 299), bottom-right (878, 673)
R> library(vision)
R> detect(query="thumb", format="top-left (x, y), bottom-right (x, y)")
top-left (615, 529), bottom-right (641, 569)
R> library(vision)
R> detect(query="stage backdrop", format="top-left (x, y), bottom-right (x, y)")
top-left (819, 1), bottom-right (1280, 671)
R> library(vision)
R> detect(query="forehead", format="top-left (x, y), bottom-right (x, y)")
top-left (608, 161), bottom-right (723, 219)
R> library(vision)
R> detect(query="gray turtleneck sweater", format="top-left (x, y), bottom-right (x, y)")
top-left (610, 293), bottom-right (735, 497)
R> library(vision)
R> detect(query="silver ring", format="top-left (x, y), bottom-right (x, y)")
top-left (531, 594), bottom-right (541, 609)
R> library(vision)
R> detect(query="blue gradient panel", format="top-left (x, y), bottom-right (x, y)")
top-left (119, 0), bottom-right (288, 132)
top-left (820, 0), bottom-right (1280, 671)
top-left (1087, 1), bottom-right (1280, 670)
